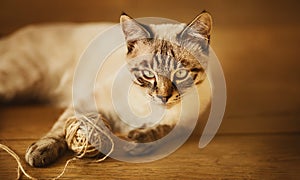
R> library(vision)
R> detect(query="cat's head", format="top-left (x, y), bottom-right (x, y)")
top-left (120, 11), bottom-right (212, 106)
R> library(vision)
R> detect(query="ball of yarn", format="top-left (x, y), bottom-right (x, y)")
top-left (64, 113), bottom-right (113, 159)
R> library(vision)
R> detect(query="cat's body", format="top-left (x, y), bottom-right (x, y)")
top-left (0, 23), bottom-right (112, 105)
top-left (0, 12), bottom-right (212, 167)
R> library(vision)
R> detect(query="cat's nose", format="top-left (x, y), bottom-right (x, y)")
top-left (157, 95), bottom-right (171, 104)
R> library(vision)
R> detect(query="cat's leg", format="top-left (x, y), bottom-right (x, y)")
top-left (25, 107), bottom-right (74, 167)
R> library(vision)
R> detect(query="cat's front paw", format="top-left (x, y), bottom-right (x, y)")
top-left (126, 125), bottom-right (174, 156)
top-left (123, 128), bottom-right (156, 156)
top-left (128, 128), bottom-right (157, 143)
top-left (128, 125), bottom-right (173, 143)
top-left (25, 137), bottom-right (67, 167)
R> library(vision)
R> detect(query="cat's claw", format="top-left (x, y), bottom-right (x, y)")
top-left (25, 137), bottom-right (67, 167)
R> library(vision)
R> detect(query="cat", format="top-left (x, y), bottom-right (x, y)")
top-left (0, 11), bottom-right (212, 167)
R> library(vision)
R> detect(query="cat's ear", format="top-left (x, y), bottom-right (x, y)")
top-left (179, 11), bottom-right (212, 53)
top-left (120, 13), bottom-right (151, 52)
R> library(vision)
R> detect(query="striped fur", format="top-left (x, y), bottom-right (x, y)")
top-left (122, 11), bottom-right (212, 105)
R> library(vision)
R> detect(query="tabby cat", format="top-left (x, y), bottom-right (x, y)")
top-left (0, 11), bottom-right (212, 167)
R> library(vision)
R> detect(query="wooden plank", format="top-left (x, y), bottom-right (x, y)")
top-left (1, 106), bottom-right (299, 179)
top-left (219, 116), bottom-right (300, 134)
top-left (0, 134), bottom-right (299, 179)
top-left (1, 105), bottom-right (300, 141)
top-left (0, 106), bottom-right (63, 140)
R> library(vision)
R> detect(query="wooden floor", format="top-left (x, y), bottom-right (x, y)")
top-left (0, 106), bottom-right (299, 179)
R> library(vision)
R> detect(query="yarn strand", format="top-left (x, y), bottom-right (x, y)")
top-left (0, 144), bottom-right (36, 180)
top-left (81, 114), bottom-right (114, 161)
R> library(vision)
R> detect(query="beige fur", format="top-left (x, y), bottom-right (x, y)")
top-left (0, 11), bottom-right (212, 167)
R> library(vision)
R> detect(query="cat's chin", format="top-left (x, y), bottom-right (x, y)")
top-left (165, 103), bottom-right (177, 109)
top-left (153, 101), bottom-right (179, 109)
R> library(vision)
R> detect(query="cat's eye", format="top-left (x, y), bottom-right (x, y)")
top-left (174, 69), bottom-right (189, 80)
top-left (142, 70), bottom-right (155, 79)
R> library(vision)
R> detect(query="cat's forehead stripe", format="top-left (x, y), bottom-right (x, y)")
top-left (152, 51), bottom-right (178, 73)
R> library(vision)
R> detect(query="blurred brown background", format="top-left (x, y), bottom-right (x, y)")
top-left (1, 0), bottom-right (299, 133)
top-left (0, 0), bottom-right (300, 179)
top-left (1, 0), bottom-right (300, 33)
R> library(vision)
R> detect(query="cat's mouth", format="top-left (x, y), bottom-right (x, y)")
top-left (147, 94), bottom-right (180, 108)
